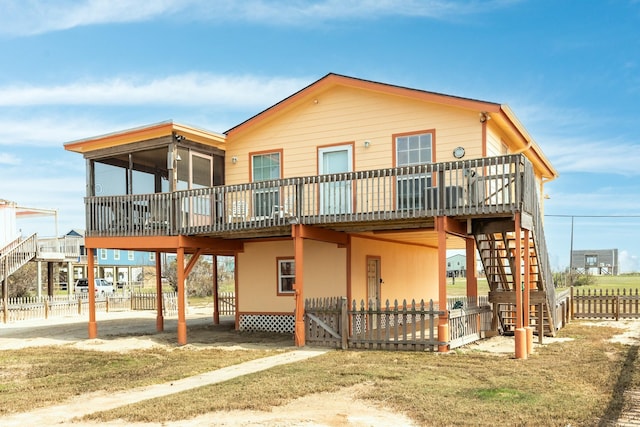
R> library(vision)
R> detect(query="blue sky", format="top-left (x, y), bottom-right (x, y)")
top-left (1, 0), bottom-right (639, 272)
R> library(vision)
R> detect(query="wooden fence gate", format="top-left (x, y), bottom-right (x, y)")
top-left (305, 297), bottom-right (451, 351)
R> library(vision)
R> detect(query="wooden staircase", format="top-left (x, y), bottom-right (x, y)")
top-left (0, 234), bottom-right (38, 285)
top-left (474, 219), bottom-right (557, 336)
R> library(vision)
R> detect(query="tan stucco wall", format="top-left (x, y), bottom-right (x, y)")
top-left (350, 235), bottom-right (439, 305)
top-left (237, 239), bottom-right (346, 313)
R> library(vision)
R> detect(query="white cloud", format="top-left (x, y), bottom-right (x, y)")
top-left (0, 173), bottom-right (86, 236)
top-left (619, 250), bottom-right (640, 274)
top-left (0, 0), bottom-right (188, 36)
top-left (0, 73), bottom-right (312, 147)
top-left (498, 99), bottom-right (640, 177)
top-left (0, 152), bottom-right (21, 165)
top-left (545, 189), bottom-right (640, 214)
top-left (0, 116), bottom-right (123, 146)
top-left (543, 138), bottom-right (640, 176)
top-left (0, 0), bottom-right (519, 37)
top-left (0, 73), bottom-right (310, 108)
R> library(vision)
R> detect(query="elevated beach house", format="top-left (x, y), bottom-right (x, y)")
top-left (64, 73), bottom-right (558, 353)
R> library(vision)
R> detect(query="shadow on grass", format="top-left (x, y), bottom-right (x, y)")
top-left (598, 344), bottom-right (638, 426)
top-left (0, 314), bottom-right (294, 349)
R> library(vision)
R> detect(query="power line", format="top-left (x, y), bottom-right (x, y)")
top-left (545, 214), bottom-right (640, 218)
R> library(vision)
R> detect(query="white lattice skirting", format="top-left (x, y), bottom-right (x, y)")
top-left (239, 314), bottom-right (295, 334)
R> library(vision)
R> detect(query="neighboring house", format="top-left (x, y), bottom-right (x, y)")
top-left (571, 249), bottom-right (619, 276)
top-left (64, 73), bottom-right (558, 351)
top-left (1, 200), bottom-right (82, 296)
top-left (63, 229), bottom-right (158, 288)
top-left (447, 254), bottom-right (466, 278)
top-left (93, 246), bottom-right (157, 288)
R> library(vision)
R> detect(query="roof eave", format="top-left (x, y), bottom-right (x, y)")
top-left (64, 121), bottom-right (226, 154)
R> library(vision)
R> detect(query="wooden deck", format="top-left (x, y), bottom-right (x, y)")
top-left (84, 154), bottom-right (534, 238)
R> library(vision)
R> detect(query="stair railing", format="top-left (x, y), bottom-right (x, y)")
top-left (0, 234), bottom-right (38, 282)
top-left (522, 161), bottom-right (557, 330)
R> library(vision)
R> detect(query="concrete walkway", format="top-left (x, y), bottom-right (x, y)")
top-left (0, 348), bottom-right (328, 426)
top-left (0, 309), bottom-right (328, 425)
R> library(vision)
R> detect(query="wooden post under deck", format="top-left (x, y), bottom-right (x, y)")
top-left (213, 255), bottom-right (220, 325)
top-left (293, 224), bottom-right (305, 347)
top-left (436, 217), bottom-right (449, 352)
top-left (176, 247), bottom-right (187, 345)
top-left (465, 237), bottom-right (478, 298)
top-left (87, 248), bottom-right (97, 339)
top-left (155, 252), bottom-right (164, 332)
top-left (524, 229), bottom-right (534, 354)
top-left (523, 229), bottom-right (531, 326)
top-left (514, 213), bottom-right (526, 359)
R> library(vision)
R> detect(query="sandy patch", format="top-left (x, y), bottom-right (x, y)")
top-left (79, 383), bottom-right (416, 427)
top-left (584, 319), bottom-right (640, 345)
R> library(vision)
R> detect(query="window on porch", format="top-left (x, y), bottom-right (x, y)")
top-left (252, 152), bottom-right (281, 218)
top-left (395, 132), bottom-right (433, 210)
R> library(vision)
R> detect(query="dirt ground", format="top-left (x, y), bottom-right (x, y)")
top-left (1, 309), bottom-right (639, 426)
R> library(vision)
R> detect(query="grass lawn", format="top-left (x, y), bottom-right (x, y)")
top-left (0, 346), bottom-right (279, 415)
top-left (446, 274), bottom-right (640, 298)
top-left (0, 321), bottom-right (626, 426)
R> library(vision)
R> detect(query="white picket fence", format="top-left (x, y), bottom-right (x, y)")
top-left (0, 293), bottom-right (179, 323)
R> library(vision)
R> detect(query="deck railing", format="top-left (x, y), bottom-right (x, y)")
top-left (85, 154), bottom-right (530, 237)
top-left (36, 235), bottom-right (84, 259)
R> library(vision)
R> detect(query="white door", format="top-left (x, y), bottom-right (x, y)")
top-left (319, 145), bottom-right (352, 214)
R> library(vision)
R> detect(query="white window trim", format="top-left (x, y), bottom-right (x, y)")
top-left (277, 258), bottom-right (295, 295)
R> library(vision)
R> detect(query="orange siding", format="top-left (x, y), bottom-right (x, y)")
top-left (350, 236), bottom-right (438, 304)
top-left (237, 239), bottom-right (346, 313)
top-left (226, 85), bottom-right (484, 183)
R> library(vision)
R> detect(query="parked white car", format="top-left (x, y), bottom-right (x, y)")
top-left (75, 278), bottom-right (115, 295)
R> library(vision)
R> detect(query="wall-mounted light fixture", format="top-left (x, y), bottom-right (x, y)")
top-left (364, 140), bottom-right (371, 148)
top-left (174, 134), bottom-right (185, 142)
top-left (479, 112), bottom-right (491, 123)
top-left (231, 156), bottom-right (238, 164)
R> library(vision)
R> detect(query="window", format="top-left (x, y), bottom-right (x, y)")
top-left (395, 131), bottom-right (433, 210)
top-left (277, 258), bottom-right (295, 295)
top-left (252, 152), bottom-right (281, 217)
top-left (585, 255), bottom-right (598, 268)
top-left (100, 249), bottom-right (107, 260)
top-left (128, 251), bottom-right (134, 261)
top-left (114, 249), bottom-right (120, 261)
